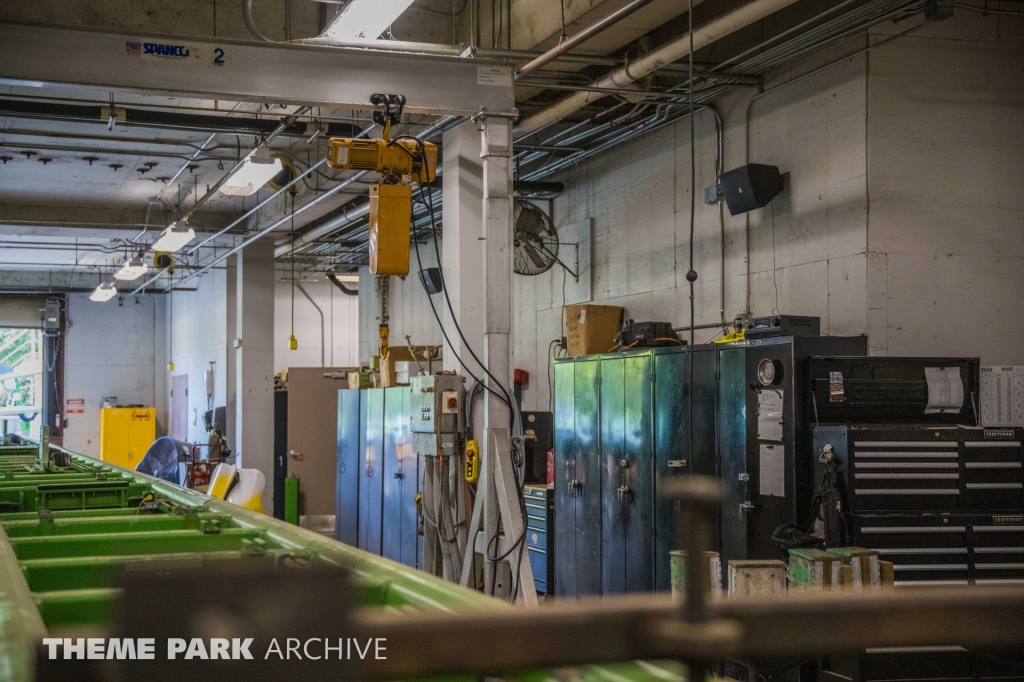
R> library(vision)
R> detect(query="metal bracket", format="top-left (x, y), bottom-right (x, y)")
top-left (371, 93), bottom-right (406, 130)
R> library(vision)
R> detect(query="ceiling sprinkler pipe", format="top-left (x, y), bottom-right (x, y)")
top-left (515, 0), bottom-right (803, 135)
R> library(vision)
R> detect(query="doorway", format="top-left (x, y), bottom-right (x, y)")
top-left (170, 374), bottom-right (188, 442)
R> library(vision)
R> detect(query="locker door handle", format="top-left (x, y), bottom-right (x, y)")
top-left (394, 472), bottom-right (403, 479)
top-left (288, 450), bottom-right (303, 460)
top-left (617, 486), bottom-right (633, 505)
top-left (568, 479), bottom-right (582, 498)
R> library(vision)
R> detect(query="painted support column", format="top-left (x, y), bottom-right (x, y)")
top-left (225, 255), bottom-right (238, 457)
top-left (479, 114), bottom-right (514, 597)
top-left (440, 120), bottom-right (485, 381)
top-left (234, 238), bottom-right (275, 511)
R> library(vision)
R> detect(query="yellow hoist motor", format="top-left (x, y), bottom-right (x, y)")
top-left (326, 94), bottom-right (437, 277)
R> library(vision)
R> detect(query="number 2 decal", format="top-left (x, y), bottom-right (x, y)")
top-left (213, 48), bottom-right (225, 66)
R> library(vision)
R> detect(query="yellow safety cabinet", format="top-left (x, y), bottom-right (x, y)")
top-left (99, 407), bottom-right (156, 468)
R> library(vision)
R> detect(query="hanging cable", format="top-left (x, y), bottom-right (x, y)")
top-left (685, 0), bottom-right (698, 480)
top-left (289, 194), bottom-right (297, 351)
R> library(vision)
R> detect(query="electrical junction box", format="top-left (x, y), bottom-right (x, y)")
top-left (410, 374), bottom-right (464, 458)
top-left (43, 299), bottom-right (61, 332)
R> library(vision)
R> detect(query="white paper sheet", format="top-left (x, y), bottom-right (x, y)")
top-left (759, 444), bottom-right (785, 497)
top-left (924, 366), bottom-right (964, 415)
top-left (981, 366), bottom-right (1024, 427)
top-left (757, 389), bottom-right (784, 442)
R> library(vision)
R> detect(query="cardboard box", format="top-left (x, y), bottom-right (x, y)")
top-left (565, 304), bottom-right (623, 356)
top-left (380, 346), bottom-right (418, 387)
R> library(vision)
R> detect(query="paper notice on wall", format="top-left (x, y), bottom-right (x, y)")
top-left (760, 444), bottom-right (785, 497)
top-left (757, 389), bottom-right (784, 442)
top-left (924, 367), bottom-right (964, 414)
top-left (981, 366), bottom-right (1024, 428)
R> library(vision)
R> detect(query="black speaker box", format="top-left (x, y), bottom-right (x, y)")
top-left (720, 163), bottom-right (784, 215)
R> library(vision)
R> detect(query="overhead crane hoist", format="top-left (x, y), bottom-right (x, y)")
top-left (327, 94), bottom-right (437, 359)
top-left (326, 94), bottom-right (437, 278)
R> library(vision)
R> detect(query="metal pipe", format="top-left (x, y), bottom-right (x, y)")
top-left (515, 0), bottom-right (804, 135)
top-left (180, 106), bottom-right (311, 222)
top-left (272, 179), bottom-right (370, 257)
top-left (242, 0), bottom-right (273, 41)
top-left (515, 0), bottom-right (658, 80)
top-left (167, 175), bottom-right (355, 292)
top-left (516, 80), bottom-right (706, 101)
top-left (186, 158), bottom-right (328, 255)
top-left (0, 99), bottom-right (360, 140)
top-left (295, 281), bottom-right (325, 367)
top-left (358, 587), bottom-right (1024, 679)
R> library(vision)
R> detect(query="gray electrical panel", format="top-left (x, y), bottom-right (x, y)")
top-left (410, 374), bottom-right (464, 457)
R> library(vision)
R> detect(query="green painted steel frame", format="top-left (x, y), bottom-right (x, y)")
top-left (0, 445), bottom-right (678, 682)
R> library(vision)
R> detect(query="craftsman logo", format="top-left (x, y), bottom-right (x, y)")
top-left (143, 42), bottom-right (191, 57)
top-left (984, 429), bottom-right (1016, 440)
top-left (993, 516), bottom-right (1024, 525)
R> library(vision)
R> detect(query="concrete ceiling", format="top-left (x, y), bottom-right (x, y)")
top-left (0, 0), bottom-right (704, 280)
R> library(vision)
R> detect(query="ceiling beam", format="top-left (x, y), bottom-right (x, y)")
top-left (0, 21), bottom-right (515, 117)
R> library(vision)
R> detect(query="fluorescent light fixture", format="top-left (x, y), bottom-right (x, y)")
top-left (151, 222), bottom-right (196, 253)
top-left (89, 282), bottom-right (117, 303)
top-left (322, 0), bottom-right (417, 41)
top-left (114, 255), bottom-right (148, 281)
top-left (218, 152), bottom-right (283, 197)
top-left (333, 273), bottom-right (359, 283)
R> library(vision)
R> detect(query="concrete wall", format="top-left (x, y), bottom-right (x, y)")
top-left (274, 274), bottom-right (360, 372)
top-left (63, 292), bottom-right (166, 458)
top-left (357, 241), bottom-right (444, 367)
top-left (865, 13), bottom-right (1024, 364)
top-left (348, 10), bottom-right (1022, 415)
top-left (166, 270), bottom-right (230, 446)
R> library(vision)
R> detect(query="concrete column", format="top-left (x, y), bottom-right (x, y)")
top-left (440, 120), bottom-right (485, 381)
top-left (225, 255), bottom-right (237, 456)
top-left (234, 238), bottom-right (275, 510)
top-left (480, 115), bottom-right (515, 596)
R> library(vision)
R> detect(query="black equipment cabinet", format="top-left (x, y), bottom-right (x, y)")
top-left (813, 425), bottom-right (1024, 517)
top-left (717, 336), bottom-right (867, 566)
top-left (336, 389), bottom-right (361, 545)
top-left (553, 357), bottom-right (602, 599)
top-left (808, 356), bottom-right (981, 426)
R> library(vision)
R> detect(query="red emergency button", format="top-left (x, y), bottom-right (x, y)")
top-left (446, 396), bottom-right (458, 409)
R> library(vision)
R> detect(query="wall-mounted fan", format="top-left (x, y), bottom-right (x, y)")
top-left (513, 199), bottom-right (568, 276)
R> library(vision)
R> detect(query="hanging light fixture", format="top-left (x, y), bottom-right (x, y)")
top-left (218, 151), bottom-right (283, 197)
top-left (114, 254), bottom-right (149, 281)
top-left (151, 222), bottom-right (196, 253)
top-left (321, 0), bottom-right (417, 41)
top-left (89, 281), bottom-right (117, 303)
